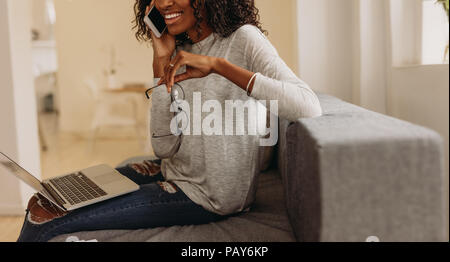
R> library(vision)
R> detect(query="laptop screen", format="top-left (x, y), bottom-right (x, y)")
top-left (0, 152), bottom-right (44, 192)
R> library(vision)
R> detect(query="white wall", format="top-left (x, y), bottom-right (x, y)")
top-left (55, 0), bottom-right (154, 133)
top-left (0, 0), bottom-right (41, 215)
top-left (356, 0), bottom-right (389, 114)
top-left (297, 0), bottom-right (354, 102)
top-left (390, 0), bottom-right (422, 66)
top-left (422, 0), bottom-right (450, 64)
top-left (257, 0), bottom-right (299, 75)
top-left (31, 0), bottom-right (53, 41)
top-left (296, 0), bottom-right (392, 112)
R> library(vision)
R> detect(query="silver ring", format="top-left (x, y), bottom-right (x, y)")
top-left (169, 64), bottom-right (175, 68)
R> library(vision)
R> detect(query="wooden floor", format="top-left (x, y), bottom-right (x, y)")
top-left (0, 113), bottom-right (152, 242)
top-left (0, 216), bottom-right (24, 242)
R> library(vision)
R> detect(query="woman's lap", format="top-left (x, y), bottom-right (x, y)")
top-left (17, 161), bottom-right (224, 242)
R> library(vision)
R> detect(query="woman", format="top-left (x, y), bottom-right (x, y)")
top-left (17, 0), bottom-right (322, 242)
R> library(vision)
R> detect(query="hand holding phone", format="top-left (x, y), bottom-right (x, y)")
top-left (145, 4), bottom-right (176, 84)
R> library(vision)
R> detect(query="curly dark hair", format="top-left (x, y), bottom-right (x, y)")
top-left (132, 0), bottom-right (267, 45)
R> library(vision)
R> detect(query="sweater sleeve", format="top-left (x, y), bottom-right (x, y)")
top-left (234, 25), bottom-right (322, 122)
top-left (150, 78), bottom-right (182, 159)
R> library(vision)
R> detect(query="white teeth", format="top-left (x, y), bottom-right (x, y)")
top-left (165, 13), bottom-right (182, 19)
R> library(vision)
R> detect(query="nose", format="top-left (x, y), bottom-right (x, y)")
top-left (156, 0), bottom-right (174, 10)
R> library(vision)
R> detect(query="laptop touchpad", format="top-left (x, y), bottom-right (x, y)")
top-left (95, 173), bottom-right (122, 184)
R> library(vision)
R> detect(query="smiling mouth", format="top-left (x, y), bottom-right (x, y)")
top-left (164, 12), bottom-right (183, 25)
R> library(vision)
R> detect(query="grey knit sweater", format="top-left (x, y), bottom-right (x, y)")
top-left (150, 25), bottom-right (322, 215)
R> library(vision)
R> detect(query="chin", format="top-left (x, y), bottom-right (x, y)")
top-left (167, 26), bottom-right (186, 36)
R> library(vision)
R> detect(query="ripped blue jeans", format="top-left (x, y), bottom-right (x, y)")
top-left (17, 159), bottom-right (225, 242)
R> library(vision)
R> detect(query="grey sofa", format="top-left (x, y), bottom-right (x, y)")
top-left (50, 94), bottom-right (446, 242)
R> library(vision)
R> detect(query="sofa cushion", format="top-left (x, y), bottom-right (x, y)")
top-left (49, 167), bottom-right (295, 242)
top-left (258, 108), bottom-right (277, 172)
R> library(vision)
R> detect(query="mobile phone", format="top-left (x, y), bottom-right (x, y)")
top-left (144, 6), bottom-right (167, 38)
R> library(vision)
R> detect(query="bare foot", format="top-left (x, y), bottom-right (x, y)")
top-left (27, 193), bottom-right (68, 224)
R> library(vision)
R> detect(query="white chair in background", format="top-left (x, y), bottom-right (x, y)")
top-left (84, 79), bottom-right (141, 152)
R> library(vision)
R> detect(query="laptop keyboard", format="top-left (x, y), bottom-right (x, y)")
top-left (49, 172), bottom-right (107, 205)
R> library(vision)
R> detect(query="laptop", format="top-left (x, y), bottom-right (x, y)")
top-left (0, 152), bottom-right (139, 211)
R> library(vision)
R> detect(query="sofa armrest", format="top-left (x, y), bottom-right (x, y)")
top-left (279, 94), bottom-right (446, 242)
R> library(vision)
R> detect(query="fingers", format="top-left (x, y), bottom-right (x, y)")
top-left (157, 52), bottom-right (195, 91)
top-left (166, 54), bottom-right (185, 91)
top-left (149, 0), bottom-right (155, 11)
top-left (173, 73), bottom-right (191, 83)
top-left (162, 56), bottom-right (179, 92)
top-left (146, 0), bottom-right (156, 17)
top-left (163, 65), bottom-right (173, 93)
